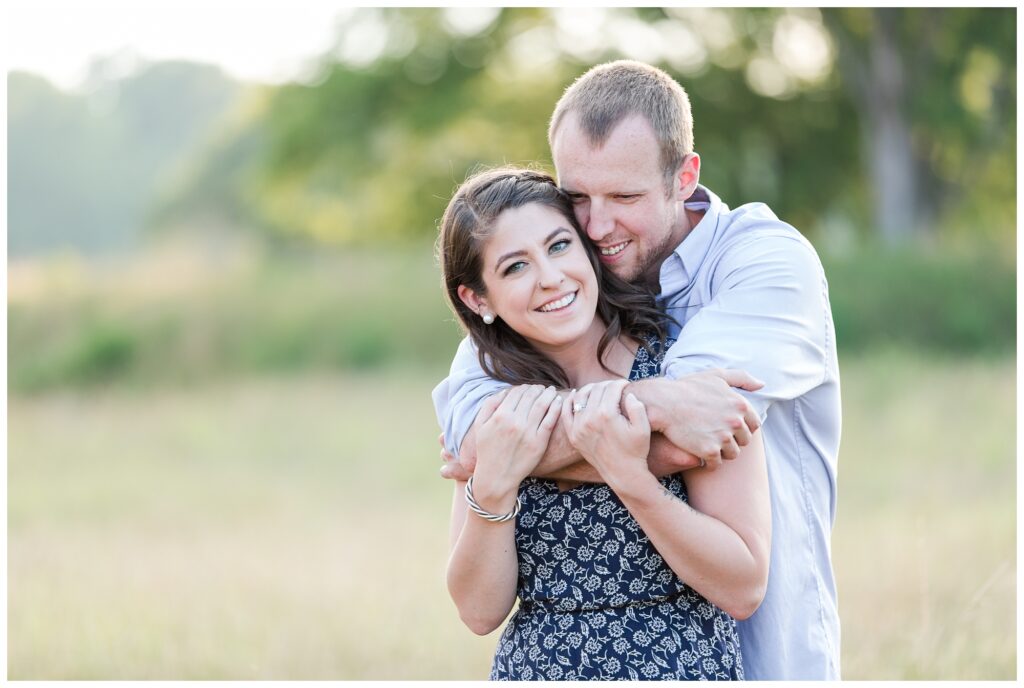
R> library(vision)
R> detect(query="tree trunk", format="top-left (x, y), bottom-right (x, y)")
top-left (864, 9), bottom-right (919, 245)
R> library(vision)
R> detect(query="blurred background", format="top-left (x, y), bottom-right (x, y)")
top-left (7, 5), bottom-right (1016, 679)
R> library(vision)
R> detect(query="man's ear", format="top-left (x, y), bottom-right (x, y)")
top-left (674, 152), bottom-right (701, 201)
top-left (457, 284), bottom-right (487, 315)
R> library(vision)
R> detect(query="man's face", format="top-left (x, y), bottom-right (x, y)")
top-left (551, 113), bottom-right (694, 284)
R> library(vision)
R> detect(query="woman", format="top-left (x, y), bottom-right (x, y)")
top-left (438, 168), bottom-right (770, 680)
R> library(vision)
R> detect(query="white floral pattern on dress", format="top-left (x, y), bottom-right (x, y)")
top-left (490, 334), bottom-right (744, 681)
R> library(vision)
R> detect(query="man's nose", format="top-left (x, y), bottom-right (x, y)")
top-left (587, 201), bottom-right (614, 242)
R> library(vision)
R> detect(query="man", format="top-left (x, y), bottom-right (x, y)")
top-left (432, 60), bottom-right (841, 680)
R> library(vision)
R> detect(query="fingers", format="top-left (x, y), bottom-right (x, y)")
top-left (720, 434), bottom-right (740, 462)
top-left (476, 388), bottom-right (509, 425)
top-left (439, 451), bottom-right (472, 481)
top-left (575, 380), bottom-right (628, 416)
top-left (598, 380), bottom-right (629, 418)
top-left (732, 414), bottom-right (753, 448)
top-left (525, 386), bottom-right (559, 429)
top-left (438, 433), bottom-right (445, 449)
top-left (622, 391), bottom-right (649, 432)
top-left (701, 452), bottom-right (722, 472)
top-left (513, 385), bottom-right (545, 422)
top-left (501, 384), bottom-right (530, 413)
top-left (710, 368), bottom-right (765, 392)
top-left (537, 390), bottom-right (563, 438)
top-left (573, 383), bottom-right (596, 416)
top-left (742, 401), bottom-right (762, 434)
top-left (559, 390), bottom-right (575, 437)
top-left (440, 462), bottom-right (472, 481)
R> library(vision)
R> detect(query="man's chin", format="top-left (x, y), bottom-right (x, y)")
top-left (607, 262), bottom-right (642, 283)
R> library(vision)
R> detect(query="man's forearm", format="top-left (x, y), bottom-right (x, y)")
top-left (528, 423), bottom-right (603, 482)
top-left (532, 432), bottom-right (701, 483)
top-left (531, 458), bottom-right (603, 483)
top-left (625, 373), bottom-right (762, 468)
top-left (648, 433), bottom-right (703, 476)
top-left (458, 387), bottom-right (704, 485)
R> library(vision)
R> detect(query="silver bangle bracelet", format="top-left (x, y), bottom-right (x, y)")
top-left (465, 476), bottom-right (521, 523)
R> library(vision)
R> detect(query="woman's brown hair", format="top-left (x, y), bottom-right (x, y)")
top-left (436, 166), bottom-right (669, 388)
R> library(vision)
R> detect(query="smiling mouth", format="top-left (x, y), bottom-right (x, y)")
top-left (536, 291), bottom-right (578, 312)
top-left (600, 241), bottom-right (630, 256)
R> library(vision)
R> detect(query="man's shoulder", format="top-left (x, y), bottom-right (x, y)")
top-left (712, 205), bottom-right (820, 266)
top-left (718, 200), bottom-right (812, 248)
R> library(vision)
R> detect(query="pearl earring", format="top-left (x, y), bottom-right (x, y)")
top-left (481, 311), bottom-right (495, 325)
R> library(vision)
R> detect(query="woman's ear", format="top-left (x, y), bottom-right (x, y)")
top-left (457, 285), bottom-right (487, 315)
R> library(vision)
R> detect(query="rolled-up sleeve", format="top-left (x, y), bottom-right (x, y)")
top-left (661, 235), bottom-right (833, 419)
top-left (431, 336), bottom-right (510, 457)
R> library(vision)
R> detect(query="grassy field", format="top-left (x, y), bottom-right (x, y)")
top-left (8, 353), bottom-right (1016, 679)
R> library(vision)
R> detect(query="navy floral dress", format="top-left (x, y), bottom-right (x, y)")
top-left (490, 336), bottom-right (744, 681)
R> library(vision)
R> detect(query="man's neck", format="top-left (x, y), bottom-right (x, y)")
top-left (641, 205), bottom-right (709, 293)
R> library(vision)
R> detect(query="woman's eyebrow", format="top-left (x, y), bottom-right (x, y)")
top-left (493, 228), bottom-right (572, 272)
top-left (545, 227), bottom-right (571, 243)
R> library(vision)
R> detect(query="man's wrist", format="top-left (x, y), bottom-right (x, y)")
top-left (628, 379), bottom-right (675, 433)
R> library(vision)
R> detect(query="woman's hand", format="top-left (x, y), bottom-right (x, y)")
top-left (562, 379), bottom-right (652, 490)
top-left (472, 384), bottom-right (562, 512)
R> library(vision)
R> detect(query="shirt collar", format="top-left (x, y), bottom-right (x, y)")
top-left (660, 184), bottom-right (722, 287)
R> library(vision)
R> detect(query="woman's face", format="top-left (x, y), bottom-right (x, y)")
top-left (472, 203), bottom-right (601, 350)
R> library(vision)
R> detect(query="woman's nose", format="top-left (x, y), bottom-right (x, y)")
top-left (537, 259), bottom-right (565, 289)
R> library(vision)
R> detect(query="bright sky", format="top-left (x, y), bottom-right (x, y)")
top-left (5, 0), bottom-right (353, 89)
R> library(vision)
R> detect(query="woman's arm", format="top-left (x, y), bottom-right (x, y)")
top-left (446, 480), bottom-right (520, 635)
top-left (610, 435), bottom-right (770, 619)
top-left (445, 385), bottom-right (562, 635)
top-left (565, 381), bottom-right (771, 620)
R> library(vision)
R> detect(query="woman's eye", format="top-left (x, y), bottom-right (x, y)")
top-left (550, 239), bottom-right (571, 254)
top-left (504, 261), bottom-right (526, 276)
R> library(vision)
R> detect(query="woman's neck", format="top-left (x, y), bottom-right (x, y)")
top-left (533, 319), bottom-right (638, 389)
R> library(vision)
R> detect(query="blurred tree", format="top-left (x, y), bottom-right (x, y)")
top-left (248, 7), bottom-right (568, 246)
top-left (823, 8), bottom-right (1016, 245)
top-left (38, 7), bottom-right (1008, 253)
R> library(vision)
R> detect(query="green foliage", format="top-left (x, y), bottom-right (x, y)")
top-left (823, 245), bottom-right (1015, 355)
top-left (13, 318), bottom-right (137, 389)
top-left (8, 245), bottom-right (465, 393)
top-left (246, 9), bottom-right (571, 246)
top-left (9, 9), bottom-right (1015, 256)
top-left (8, 245), bottom-right (1015, 393)
top-left (822, 8), bottom-right (1016, 242)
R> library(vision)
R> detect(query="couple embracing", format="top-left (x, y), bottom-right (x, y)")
top-left (432, 60), bottom-right (841, 681)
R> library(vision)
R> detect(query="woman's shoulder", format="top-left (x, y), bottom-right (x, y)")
top-left (628, 331), bottom-right (676, 382)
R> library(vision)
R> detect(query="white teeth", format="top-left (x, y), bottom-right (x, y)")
top-left (601, 242), bottom-right (629, 256)
top-left (538, 292), bottom-right (577, 312)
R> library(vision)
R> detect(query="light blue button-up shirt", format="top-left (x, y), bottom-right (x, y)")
top-left (432, 185), bottom-right (841, 680)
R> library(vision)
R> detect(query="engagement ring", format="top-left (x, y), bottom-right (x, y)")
top-left (572, 402), bottom-right (586, 414)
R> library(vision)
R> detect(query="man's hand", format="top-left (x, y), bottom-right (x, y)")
top-left (438, 388), bottom-right (512, 481)
top-left (633, 368), bottom-right (763, 471)
top-left (439, 432), bottom-right (473, 481)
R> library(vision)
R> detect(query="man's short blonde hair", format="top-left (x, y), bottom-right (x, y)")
top-left (548, 60), bottom-right (693, 190)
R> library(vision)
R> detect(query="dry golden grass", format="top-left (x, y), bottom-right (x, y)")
top-left (7, 355), bottom-right (1016, 679)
